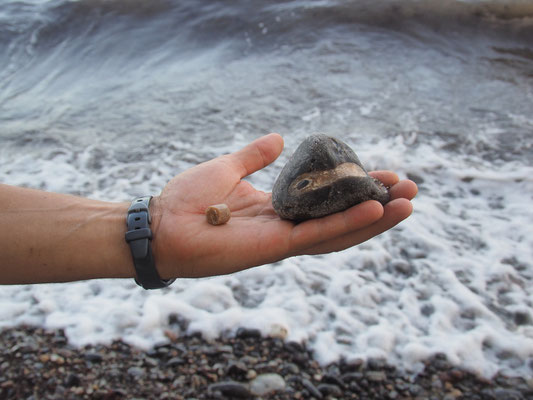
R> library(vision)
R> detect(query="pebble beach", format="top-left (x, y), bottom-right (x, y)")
top-left (1, 0), bottom-right (533, 394)
top-left (1, 326), bottom-right (532, 399)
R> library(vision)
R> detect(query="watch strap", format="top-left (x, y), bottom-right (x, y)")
top-left (125, 196), bottom-right (175, 289)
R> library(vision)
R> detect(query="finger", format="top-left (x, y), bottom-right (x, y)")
top-left (229, 133), bottom-right (284, 178)
top-left (368, 171), bottom-right (418, 200)
top-left (288, 200), bottom-right (384, 255)
top-left (368, 170), bottom-right (399, 187)
top-left (389, 179), bottom-right (418, 201)
top-left (301, 198), bottom-right (413, 255)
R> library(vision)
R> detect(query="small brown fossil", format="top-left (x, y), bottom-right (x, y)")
top-left (205, 204), bottom-right (231, 225)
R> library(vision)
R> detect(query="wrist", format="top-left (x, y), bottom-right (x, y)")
top-left (125, 196), bottom-right (175, 289)
top-left (146, 195), bottom-right (174, 281)
top-left (100, 201), bottom-right (135, 279)
top-left (148, 195), bottom-right (163, 242)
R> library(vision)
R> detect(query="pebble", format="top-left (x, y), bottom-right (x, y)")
top-left (268, 324), bottom-right (288, 340)
top-left (64, 373), bottom-right (81, 387)
top-left (409, 383), bottom-right (422, 395)
top-left (205, 204), bottom-right (231, 226)
top-left (208, 381), bottom-right (251, 398)
top-left (284, 341), bottom-right (304, 353)
top-left (235, 327), bottom-right (261, 340)
top-left (249, 373), bottom-right (286, 396)
top-left (321, 373), bottom-right (345, 388)
top-left (226, 361), bottom-right (248, 379)
top-left (342, 358), bottom-right (364, 372)
top-left (127, 367), bottom-right (145, 378)
top-left (245, 369), bottom-right (257, 380)
top-left (342, 372), bottom-right (364, 382)
top-left (488, 388), bottom-right (526, 400)
top-left (1, 326), bottom-right (531, 400)
top-left (301, 378), bottom-right (323, 399)
top-left (282, 362), bottom-right (300, 375)
top-left (388, 389), bottom-right (399, 399)
top-left (368, 357), bottom-right (387, 370)
top-left (445, 388), bottom-right (463, 399)
top-left (317, 383), bottom-right (342, 396)
top-left (165, 356), bottom-right (186, 367)
top-left (367, 370), bottom-right (387, 382)
top-left (84, 352), bottom-right (103, 363)
top-left (38, 354), bottom-right (50, 363)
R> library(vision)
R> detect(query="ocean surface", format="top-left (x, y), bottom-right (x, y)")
top-left (1, 0), bottom-right (532, 379)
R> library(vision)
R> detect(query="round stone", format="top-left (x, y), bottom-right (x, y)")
top-left (249, 373), bottom-right (286, 396)
top-left (272, 134), bottom-right (389, 221)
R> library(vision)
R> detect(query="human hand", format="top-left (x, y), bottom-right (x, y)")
top-left (150, 134), bottom-right (418, 279)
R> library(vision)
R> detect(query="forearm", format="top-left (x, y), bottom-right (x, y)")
top-left (0, 184), bottom-right (134, 284)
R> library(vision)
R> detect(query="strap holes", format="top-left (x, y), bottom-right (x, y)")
top-left (135, 217), bottom-right (140, 221)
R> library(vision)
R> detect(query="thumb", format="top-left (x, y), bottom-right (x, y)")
top-left (229, 133), bottom-right (284, 178)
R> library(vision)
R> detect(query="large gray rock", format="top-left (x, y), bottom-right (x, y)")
top-left (272, 134), bottom-right (389, 221)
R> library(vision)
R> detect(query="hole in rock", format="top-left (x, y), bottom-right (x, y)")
top-left (297, 179), bottom-right (310, 190)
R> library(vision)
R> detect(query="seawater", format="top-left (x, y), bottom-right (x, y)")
top-left (1, 0), bottom-right (533, 378)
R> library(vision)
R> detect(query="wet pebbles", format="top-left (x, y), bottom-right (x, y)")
top-left (1, 325), bottom-right (532, 399)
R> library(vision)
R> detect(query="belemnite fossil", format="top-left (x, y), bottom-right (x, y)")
top-left (272, 134), bottom-right (390, 221)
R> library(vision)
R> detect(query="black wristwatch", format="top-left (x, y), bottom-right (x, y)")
top-left (125, 196), bottom-right (175, 289)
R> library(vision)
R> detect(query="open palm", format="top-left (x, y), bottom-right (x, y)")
top-left (151, 134), bottom-right (417, 279)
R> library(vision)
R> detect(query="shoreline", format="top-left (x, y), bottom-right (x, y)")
top-left (1, 326), bottom-right (531, 399)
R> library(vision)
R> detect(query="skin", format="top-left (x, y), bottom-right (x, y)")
top-left (0, 133), bottom-right (417, 285)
